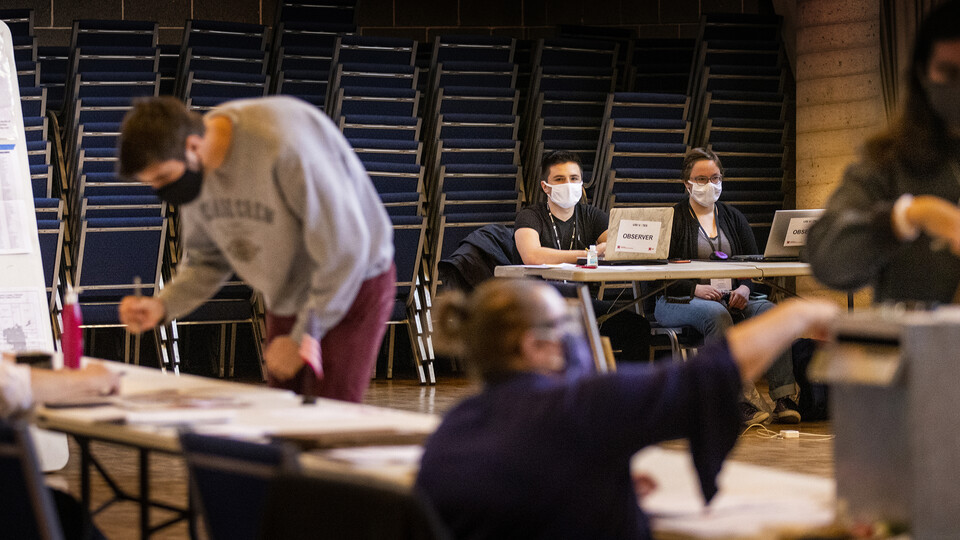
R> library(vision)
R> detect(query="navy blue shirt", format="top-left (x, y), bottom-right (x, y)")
top-left (416, 340), bottom-right (742, 540)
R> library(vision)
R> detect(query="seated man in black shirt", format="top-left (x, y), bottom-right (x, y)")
top-left (514, 151), bottom-right (650, 362)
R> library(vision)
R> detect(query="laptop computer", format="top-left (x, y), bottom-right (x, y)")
top-left (730, 209), bottom-right (824, 262)
top-left (577, 207), bottom-right (674, 266)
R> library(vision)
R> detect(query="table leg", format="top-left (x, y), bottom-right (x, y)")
top-left (79, 437), bottom-right (92, 514)
top-left (140, 449), bottom-right (150, 540)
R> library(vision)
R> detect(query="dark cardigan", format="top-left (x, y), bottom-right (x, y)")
top-left (664, 198), bottom-right (759, 299)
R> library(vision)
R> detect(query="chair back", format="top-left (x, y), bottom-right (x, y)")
top-left (257, 471), bottom-right (450, 540)
top-left (0, 418), bottom-right (64, 540)
top-left (179, 432), bottom-right (297, 540)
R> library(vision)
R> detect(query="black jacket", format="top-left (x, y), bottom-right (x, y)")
top-left (438, 224), bottom-right (522, 293)
top-left (664, 198), bottom-right (758, 299)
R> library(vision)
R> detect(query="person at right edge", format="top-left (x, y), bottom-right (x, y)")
top-left (807, 0), bottom-right (960, 303)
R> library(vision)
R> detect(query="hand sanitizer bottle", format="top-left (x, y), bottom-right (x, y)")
top-left (586, 245), bottom-right (598, 268)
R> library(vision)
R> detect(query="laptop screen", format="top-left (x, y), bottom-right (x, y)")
top-left (763, 209), bottom-right (824, 258)
top-left (605, 207), bottom-right (674, 261)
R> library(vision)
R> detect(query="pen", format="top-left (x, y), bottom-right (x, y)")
top-left (133, 276), bottom-right (142, 298)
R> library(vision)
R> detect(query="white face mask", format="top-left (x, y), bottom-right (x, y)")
top-left (688, 181), bottom-right (722, 207)
top-left (544, 181), bottom-right (582, 209)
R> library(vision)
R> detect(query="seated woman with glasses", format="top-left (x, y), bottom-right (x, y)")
top-left (653, 147), bottom-right (802, 425)
top-left (416, 278), bottom-right (836, 540)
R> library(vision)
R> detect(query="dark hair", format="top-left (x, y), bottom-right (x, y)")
top-left (540, 150), bottom-right (583, 183)
top-left (681, 147), bottom-right (724, 182)
top-left (432, 279), bottom-right (559, 381)
top-left (865, 0), bottom-right (960, 175)
top-left (118, 96), bottom-right (204, 178)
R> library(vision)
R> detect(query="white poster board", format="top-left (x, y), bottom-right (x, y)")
top-left (0, 21), bottom-right (67, 471)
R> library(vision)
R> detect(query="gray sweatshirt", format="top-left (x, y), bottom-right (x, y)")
top-left (806, 155), bottom-right (960, 303)
top-left (159, 96), bottom-right (394, 342)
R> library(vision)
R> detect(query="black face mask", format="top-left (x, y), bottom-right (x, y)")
top-left (925, 82), bottom-right (960, 132)
top-left (155, 167), bottom-right (203, 206)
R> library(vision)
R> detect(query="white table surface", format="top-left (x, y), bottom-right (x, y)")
top-left (494, 261), bottom-right (810, 282)
top-left (35, 358), bottom-right (440, 454)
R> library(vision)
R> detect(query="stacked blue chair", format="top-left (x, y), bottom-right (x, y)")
top-left (323, 35), bottom-right (437, 382)
top-left (422, 36), bottom-right (524, 301)
top-left (269, 0), bottom-right (357, 111)
top-left (630, 38), bottom-right (696, 94)
top-left (559, 25), bottom-right (636, 91)
top-left (55, 20), bottom-right (172, 368)
top-left (158, 44), bottom-right (181, 95)
top-left (272, 0), bottom-right (358, 27)
top-left (165, 21), bottom-right (272, 378)
top-left (521, 38), bottom-right (618, 199)
top-left (271, 22), bottom-right (350, 110)
top-left (688, 13), bottom-right (788, 247)
top-left (73, 217), bottom-right (169, 366)
top-left (592, 93), bottom-right (691, 212)
top-left (176, 20), bottom-right (270, 111)
top-left (36, 44), bottom-right (69, 114)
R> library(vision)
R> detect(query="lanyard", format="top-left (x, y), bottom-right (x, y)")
top-left (690, 205), bottom-right (722, 253)
top-left (548, 205), bottom-right (578, 250)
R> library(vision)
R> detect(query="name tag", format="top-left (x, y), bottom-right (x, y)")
top-left (784, 217), bottom-right (818, 247)
top-left (614, 220), bottom-right (661, 253)
top-left (711, 278), bottom-right (733, 292)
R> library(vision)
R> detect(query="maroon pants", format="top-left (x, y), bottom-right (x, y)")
top-left (265, 263), bottom-right (396, 402)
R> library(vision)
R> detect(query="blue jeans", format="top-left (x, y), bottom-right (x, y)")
top-left (654, 296), bottom-right (797, 400)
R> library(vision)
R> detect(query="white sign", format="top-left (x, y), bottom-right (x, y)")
top-left (784, 217), bottom-right (818, 247)
top-left (614, 220), bottom-right (662, 254)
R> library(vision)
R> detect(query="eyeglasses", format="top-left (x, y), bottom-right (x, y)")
top-left (531, 313), bottom-right (579, 341)
top-left (689, 174), bottom-right (723, 185)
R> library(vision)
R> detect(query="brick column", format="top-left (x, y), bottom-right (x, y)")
top-left (795, 0), bottom-right (886, 304)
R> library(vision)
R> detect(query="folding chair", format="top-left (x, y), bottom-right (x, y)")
top-left (0, 418), bottom-right (64, 540)
top-left (256, 471), bottom-right (451, 540)
top-left (72, 217), bottom-right (170, 368)
top-left (179, 432), bottom-right (298, 540)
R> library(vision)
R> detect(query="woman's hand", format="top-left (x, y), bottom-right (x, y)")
top-left (694, 284), bottom-right (723, 302)
top-left (727, 285), bottom-right (750, 310)
top-left (905, 195), bottom-right (960, 255)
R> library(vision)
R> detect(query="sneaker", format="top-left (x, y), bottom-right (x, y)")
top-left (739, 401), bottom-right (770, 425)
top-left (772, 397), bottom-right (801, 424)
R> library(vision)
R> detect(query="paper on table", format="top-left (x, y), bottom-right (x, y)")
top-left (317, 445), bottom-right (424, 468)
top-left (633, 447), bottom-right (835, 537)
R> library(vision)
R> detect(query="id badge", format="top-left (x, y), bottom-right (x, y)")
top-left (710, 278), bottom-right (733, 292)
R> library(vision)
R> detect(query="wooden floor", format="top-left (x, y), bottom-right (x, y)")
top-left (47, 374), bottom-right (834, 539)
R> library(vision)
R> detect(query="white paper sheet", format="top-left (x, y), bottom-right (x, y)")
top-left (0, 148), bottom-right (20, 199)
top-left (0, 200), bottom-right (31, 254)
top-left (633, 447), bottom-right (835, 538)
top-left (0, 288), bottom-right (50, 352)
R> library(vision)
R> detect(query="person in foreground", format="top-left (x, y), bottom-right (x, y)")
top-left (116, 96), bottom-right (395, 402)
top-left (654, 147), bottom-right (802, 425)
top-left (415, 278), bottom-right (837, 540)
top-left (1, 355), bottom-right (119, 540)
top-left (807, 0), bottom-right (960, 303)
